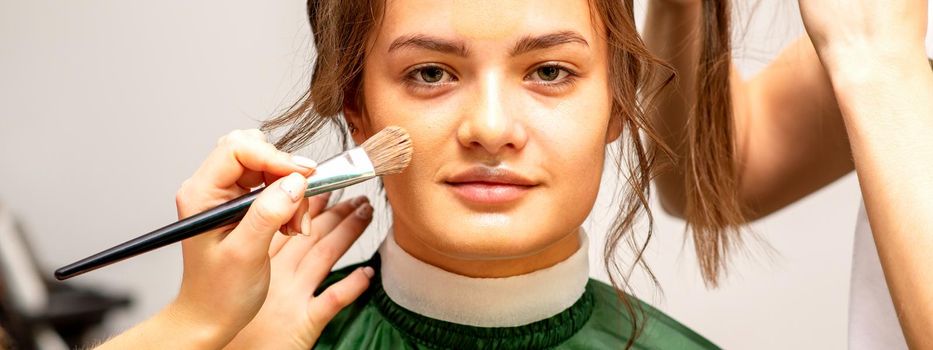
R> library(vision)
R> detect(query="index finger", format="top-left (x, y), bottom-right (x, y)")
top-left (192, 129), bottom-right (316, 189)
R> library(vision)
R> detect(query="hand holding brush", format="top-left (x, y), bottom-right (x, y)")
top-left (90, 127), bottom-right (410, 349)
top-left (56, 126), bottom-right (412, 280)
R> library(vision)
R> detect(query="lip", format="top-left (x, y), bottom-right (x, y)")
top-left (444, 167), bottom-right (538, 205)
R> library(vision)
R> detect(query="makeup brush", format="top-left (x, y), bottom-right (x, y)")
top-left (55, 126), bottom-right (412, 280)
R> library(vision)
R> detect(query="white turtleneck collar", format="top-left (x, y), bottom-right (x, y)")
top-left (378, 229), bottom-right (590, 328)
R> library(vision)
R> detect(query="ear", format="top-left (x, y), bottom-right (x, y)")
top-left (342, 97), bottom-right (368, 146)
top-left (605, 115), bottom-right (623, 144)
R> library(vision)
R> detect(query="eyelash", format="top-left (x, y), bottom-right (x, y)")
top-left (402, 63), bottom-right (578, 92)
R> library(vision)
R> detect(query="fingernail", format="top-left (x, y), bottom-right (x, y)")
top-left (355, 203), bottom-right (373, 220)
top-left (291, 155), bottom-right (317, 169)
top-left (362, 266), bottom-right (375, 278)
top-left (279, 173), bottom-right (306, 202)
top-left (350, 196), bottom-right (369, 208)
top-left (300, 213), bottom-right (312, 236)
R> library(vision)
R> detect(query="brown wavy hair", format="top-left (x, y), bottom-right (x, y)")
top-left (262, 0), bottom-right (685, 346)
top-left (687, 0), bottom-right (741, 287)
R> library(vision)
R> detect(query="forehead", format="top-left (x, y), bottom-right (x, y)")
top-left (376, 0), bottom-right (599, 48)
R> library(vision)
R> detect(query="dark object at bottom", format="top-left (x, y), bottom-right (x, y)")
top-left (0, 204), bottom-right (131, 349)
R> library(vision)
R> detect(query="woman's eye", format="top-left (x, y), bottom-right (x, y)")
top-left (408, 65), bottom-right (455, 85)
top-left (526, 65), bottom-right (572, 83)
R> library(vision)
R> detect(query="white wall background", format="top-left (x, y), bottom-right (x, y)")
top-left (0, 1), bottom-right (879, 348)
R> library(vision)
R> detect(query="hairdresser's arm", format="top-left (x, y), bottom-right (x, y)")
top-left (644, 1), bottom-right (852, 220)
top-left (93, 305), bottom-right (228, 349)
top-left (799, 0), bottom-right (933, 346)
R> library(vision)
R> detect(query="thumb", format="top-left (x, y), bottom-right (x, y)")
top-left (221, 172), bottom-right (307, 262)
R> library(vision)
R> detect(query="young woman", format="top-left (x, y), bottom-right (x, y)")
top-left (644, 0), bottom-right (932, 348)
top-left (96, 0), bottom-right (723, 349)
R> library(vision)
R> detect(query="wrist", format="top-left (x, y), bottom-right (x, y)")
top-left (159, 300), bottom-right (236, 348)
top-left (819, 40), bottom-right (928, 80)
top-left (824, 49), bottom-right (931, 95)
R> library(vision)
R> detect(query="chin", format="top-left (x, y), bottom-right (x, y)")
top-left (422, 211), bottom-right (566, 260)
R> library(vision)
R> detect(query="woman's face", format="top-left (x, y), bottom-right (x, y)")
top-left (348, 0), bottom-right (616, 267)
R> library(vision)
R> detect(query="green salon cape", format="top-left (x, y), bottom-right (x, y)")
top-left (313, 255), bottom-right (719, 349)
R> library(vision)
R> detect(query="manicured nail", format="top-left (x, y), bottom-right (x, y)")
top-left (291, 155), bottom-right (317, 169)
top-left (362, 266), bottom-right (375, 278)
top-left (279, 173), bottom-right (306, 202)
top-left (350, 196), bottom-right (369, 208)
top-left (355, 203), bottom-right (373, 220)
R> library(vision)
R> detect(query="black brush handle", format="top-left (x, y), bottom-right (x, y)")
top-left (54, 188), bottom-right (263, 280)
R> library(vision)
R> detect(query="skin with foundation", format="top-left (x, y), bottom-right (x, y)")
top-left (345, 0), bottom-right (617, 278)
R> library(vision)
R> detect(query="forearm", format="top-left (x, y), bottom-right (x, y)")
top-left (829, 51), bottom-right (933, 348)
top-left (95, 302), bottom-right (233, 350)
top-left (643, 1), bottom-right (702, 215)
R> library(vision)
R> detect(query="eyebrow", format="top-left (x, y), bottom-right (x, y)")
top-left (388, 34), bottom-right (470, 57)
top-left (510, 31), bottom-right (589, 56)
top-left (387, 31), bottom-right (589, 57)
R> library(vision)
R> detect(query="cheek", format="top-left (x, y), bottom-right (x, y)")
top-left (533, 88), bottom-right (611, 168)
top-left (364, 99), bottom-right (460, 193)
top-left (535, 88), bottom-right (612, 209)
top-left (361, 77), bottom-right (461, 210)
top-left (544, 128), bottom-right (607, 207)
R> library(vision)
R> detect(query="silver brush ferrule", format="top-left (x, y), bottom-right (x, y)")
top-left (303, 147), bottom-right (376, 197)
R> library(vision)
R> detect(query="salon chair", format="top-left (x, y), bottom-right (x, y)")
top-left (0, 203), bottom-right (130, 349)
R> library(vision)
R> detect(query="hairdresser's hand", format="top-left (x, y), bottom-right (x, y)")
top-left (224, 195), bottom-right (374, 350)
top-left (169, 129), bottom-right (320, 346)
top-left (798, 0), bottom-right (928, 75)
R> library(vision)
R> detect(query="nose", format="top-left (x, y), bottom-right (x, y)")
top-left (456, 71), bottom-right (528, 154)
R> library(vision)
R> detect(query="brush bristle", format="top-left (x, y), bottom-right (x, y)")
top-left (360, 126), bottom-right (413, 176)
